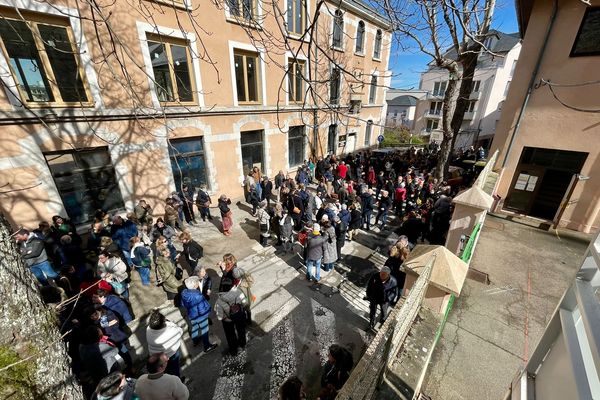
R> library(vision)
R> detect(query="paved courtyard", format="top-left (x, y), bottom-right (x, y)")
top-left (123, 200), bottom-right (398, 399)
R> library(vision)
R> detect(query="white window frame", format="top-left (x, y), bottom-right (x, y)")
top-left (355, 20), bottom-right (365, 55)
top-left (224, 0), bottom-right (264, 27)
top-left (228, 41), bottom-right (267, 106)
top-left (137, 21), bottom-right (205, 109)
top-left (0, 0), bottom-right (102, 110)
top-left (283, 0), bottom-right (311, 39)
top-left (373, 29), bottom-right (383, 60)
top-left (284, 51), bottom-right (308, 106)
top-left (331, 9), bottom-right (344, 51)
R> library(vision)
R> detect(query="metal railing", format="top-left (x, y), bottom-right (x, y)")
top-left (337, 255), bottom-right (436, 400)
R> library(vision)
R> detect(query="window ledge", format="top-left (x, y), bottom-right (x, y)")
top-left (372, 57), bottom-right (382, 62)
top-left (226, 16), bottom-right (263, 30)
top-left (331, 46), bottom-right (344, 53)
top-left (17, 101), bottom-right (96, 109)
top-left (354, 51), bottom-right (365, 57)
top-left (147, 0), bottom-right (191, 10)
top-left (287, 32), bottom-right (309, 43)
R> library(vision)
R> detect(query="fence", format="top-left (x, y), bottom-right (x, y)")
top-left (336, 255), bottom-right (436, 400)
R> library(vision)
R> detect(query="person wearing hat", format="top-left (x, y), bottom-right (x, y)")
top-left (364, 266), bottom-right (398, 330)
top-left (181, 276), bottom-right (218, 353)
top-left (256, 200), bottom-right (271, 247)
top-left (304, 223), bottom-right (327, 282)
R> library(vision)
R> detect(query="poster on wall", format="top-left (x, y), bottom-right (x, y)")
top-left (514, 173), bottom-right (529, 190)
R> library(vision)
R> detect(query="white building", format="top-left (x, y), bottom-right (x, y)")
top-left (412, 30), bottom-right (521, 150)
top-left (385, 89), bottom-right (428, 130)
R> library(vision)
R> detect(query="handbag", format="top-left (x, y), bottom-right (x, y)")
top-left (175, 266), bottom-right (184, 280)
top-left (260, 223), bottom-right (269, 233)
top-left (293, 207), bottom-right (301, 214)
top-left (229, 302), bottom-right (246, 322)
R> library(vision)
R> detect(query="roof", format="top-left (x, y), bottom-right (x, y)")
top-left (439, 30), bottom-right (520, 60)
top-left (340, 0), bottom-right (391, 29)
top-left (403, 245), bottom-right (469, 296)
top-left (452, 186), bottom-right (494, 210)
top-left (387, 95), bottom-right (417, 107)
top-left (515, 0), bottom-right (535, 37)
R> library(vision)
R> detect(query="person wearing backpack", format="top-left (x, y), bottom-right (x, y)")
top-left (181, 277), bottom-right (218, 353)
top-left (215, 285), bottom-right (248, 356)
top-left (130, 236), bottom-right (152, 286)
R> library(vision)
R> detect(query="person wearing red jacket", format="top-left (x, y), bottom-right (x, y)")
top-left (336, 161), bottom-right (348, 179)
top-left (394, 183), bottom-right (407, 216)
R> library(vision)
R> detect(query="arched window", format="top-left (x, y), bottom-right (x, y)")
top-left (332, 10), bottom-right (343, 48)
top-left (374, 29), bottom-right (382, 59)
top-left (356, 21), bottom-right (365, 53)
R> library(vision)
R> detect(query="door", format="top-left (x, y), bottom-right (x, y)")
top-left (504, 166), bottom-right (545, 215)
top-left (346, 132), bottom-right (356, 153)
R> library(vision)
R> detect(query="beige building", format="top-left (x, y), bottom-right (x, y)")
top-left (0, 0), bottom-right (391, 228)
top-left (490, 0), bottom-right (599, 233)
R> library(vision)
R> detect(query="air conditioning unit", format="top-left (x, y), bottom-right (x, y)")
top-left (349, 99), bottom-right (362, 114)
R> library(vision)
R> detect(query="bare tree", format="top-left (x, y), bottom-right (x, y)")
top-left (0, 214), bottom-right (83, 399)
top-left (380, 0), bottom-right (497, 179)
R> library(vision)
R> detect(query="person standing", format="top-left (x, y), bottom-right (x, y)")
top-left (111, 215), bottom-right (138, 268)
top-left (304, 223), bottom-right (327, 282)
top-left (256, 200), bottom-right (271, 247)
top-left (15, 228), bottom-right (58, 284)
top-left (360, 189), bottom-right (375, 231)
top-left (334, 215), bottom-right (347, 263)
top-left (181, 277), bottom-right (218, 353)
top-left (215, 285), bottom-right (248, 356)
top-left (135, 353), bottom-right (189, 400)
top-left (261, 176), bottom-right (273, 207)
top-left (130, 236), bottom-right (152, 286)
top-left (155, 247), bottom-right (180, 301)
top-left (375, 190), bottom-right (392, 230)
top-left (195, 185), bottom-right (213, 222)
top-left (365, 266), bottom-right (398, 330)
top-left (179, 184), bottom-right (197, 225)
top-left (194, 266), bottom-right (213, 300)
top-left (218, 195), bottom-right (234, 236)
top-left (347, 204), bottom-right (362, 242)
top-left (179, 231), bottom-right (203, 271)
top-left (320, 216), bottom-right (337, 272)
top-left (274, 170), bottom-right (286, 202)
top-left (146, 309), bottom-right (184, 379)
top-left (134, 199), bottom-right (153, 225)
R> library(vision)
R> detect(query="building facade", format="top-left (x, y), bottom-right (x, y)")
top-left (490, 0), bottom-right (599, 233)
top-left (0, 0), bottom-right (391, 228)
top-left (384, 89), bottom-right (427, 130)
top-left (412, 31), bottom-right (521, 149)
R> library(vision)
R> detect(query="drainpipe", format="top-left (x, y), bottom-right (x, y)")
top-left (312, 14), bottom-right (320, 159)
top-left (500, 0), bottom-right (559, 168)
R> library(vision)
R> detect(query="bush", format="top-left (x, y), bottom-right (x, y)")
top-left (380, 127), bottom-right (429, 147)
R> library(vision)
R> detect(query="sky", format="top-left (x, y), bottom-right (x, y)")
top-left (388, 0), bottom-right (520, 89)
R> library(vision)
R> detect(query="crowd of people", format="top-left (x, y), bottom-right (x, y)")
top-left (13, 146), bottom-right (460, 400)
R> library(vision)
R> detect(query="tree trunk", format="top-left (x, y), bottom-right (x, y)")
top-left (435, 63), bottom-right (460, 181)
top-left (0, 213), bottom-right (83, 399)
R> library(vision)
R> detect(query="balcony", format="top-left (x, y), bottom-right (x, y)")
top-left (463, 111), bottom-right (475, 120)
top-left (469, 91), bottom-right (481, 100)
top-left (427, 92), bottom-right (445, 100)
top-left (424, 109), bottom-right (442, 119)
top-left (350, 92), bottom-right (363, 102)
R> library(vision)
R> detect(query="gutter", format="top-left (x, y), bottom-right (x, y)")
top-left (501, 0), bottom-right (559, 168)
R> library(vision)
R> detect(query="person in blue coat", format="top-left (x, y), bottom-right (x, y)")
top-left (181, 276), bottom-right (218, 353)
top-left (111, 215), bottom-right (138, 267)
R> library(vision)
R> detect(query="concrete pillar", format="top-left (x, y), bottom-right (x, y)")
top-left (446, 186), bottom-right (494, 256)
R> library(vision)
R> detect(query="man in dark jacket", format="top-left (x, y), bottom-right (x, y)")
top-left (16, 228), bottom-right (58, 284)
top-left (111, 216), bottom-right (138, 267)
top-left (334, 216), bottom-right (347, 262)
top-left (195, 185), bottom-right (213, 221)
top-left (365, 266), bottom-right (398, 330)
top-left (360, 189), bottom-right (375, 231)
top-left (194, 266), bottom-right (213, 300)
top-left (375, 190), bottom-right (393, 230)
top-left (287, 189), bottom-right (305, 231)
top-left (93, 289), bottom-right (133, 325)
top-left (305, 224), bottom-right (327, 282)
top-left (261, 176), bottom-right (274, 206)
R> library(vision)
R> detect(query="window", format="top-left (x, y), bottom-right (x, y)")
top-left (369, 75), bottom-right (377, 104)
top-left (374, 29), bottom-right (382, 59)
top-left (288, 126), bottom-right (305, 167)
top-left (426, 119), bottom-right (439, 132)
top-left (328, 124), bottom-right (337, 154)
top-left (510, 60), bottom-right (517, 77)
top-left (228, 0), bottom-right (257, 21)
top-left (571, 8), bottom-right (600, 57)
top-left (287, 0), bottom-right (305, 35)
top-left (45, 148), bottom-right (124, 225)
top-left (288, 59), bottom-right (305, 103)
top-left (234, 50), bottom-right (260, 103)
top-left (471, 80), bottom-right (481, 93)
top-left (330, 66), bottom-right (341, 105)
top-left (332, 10), bottom-right (343, 49)
top-left (467, 100), bottom-right (477, 113)
top-left (433, 81), bottom-right (447, 96)
top-left (356, 21), bottom-right (365, 53)
top-left (364, 120), bottom-right (373, 146)
top-left (429, 101), bottom-right (442, 114)
top-left (0, 12), bottom-right (90, 105)
top-left (147, 35), bottom-right (195, 104)
top-left (169, 138), bottom-right (208, 191)
top-left (241, 130), bottom-right (264, 175)
top-left (503, 80), bottom-right (511, 98)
